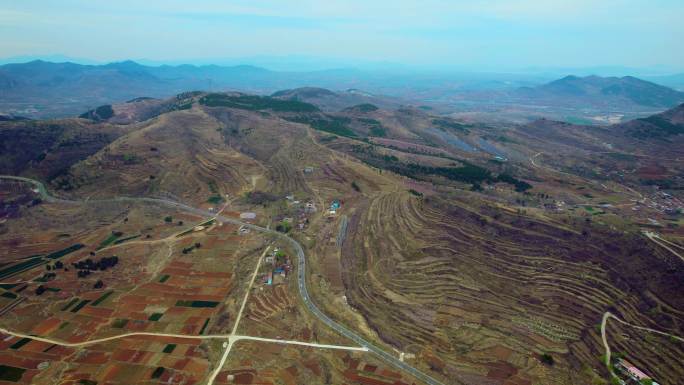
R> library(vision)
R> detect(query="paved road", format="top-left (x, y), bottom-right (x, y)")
top-left (0, 175), bottom-right (446, 385)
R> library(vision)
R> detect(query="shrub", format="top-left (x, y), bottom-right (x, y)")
top-left (207, 195), bottom-right (223, 204)
top-left (164, 216), bottom-right (173, 223)
top-left (275, 222), bottom-right (291, 233)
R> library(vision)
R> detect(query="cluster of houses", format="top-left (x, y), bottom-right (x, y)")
top-left (283, 194), bottom-right (316, 231)
top-left (262, 248), bottom-right (292, 285)
top-left (328, 199), bottom-right (341, 216)
top-left (631, 191), bottom-right (683, 218)
top-left (615, 359), bottom-right (659, 385)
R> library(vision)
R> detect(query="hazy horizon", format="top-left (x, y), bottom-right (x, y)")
top-left (1, 1), bottom-right (683, 73)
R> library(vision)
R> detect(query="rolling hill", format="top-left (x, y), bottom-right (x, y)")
top-left (516, 75), bottom-right (684, 108)
top-left (1, 91), bottom-right (682, 385)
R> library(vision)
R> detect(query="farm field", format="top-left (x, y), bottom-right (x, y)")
top-left (0, 91), bottom-right (682, 385)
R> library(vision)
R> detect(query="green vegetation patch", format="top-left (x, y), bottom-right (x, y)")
top-left (1, 292), bottom-right (17, 299)
top-left (163, 344), bottom-right (176, 353)
top-left (148, 313), bottom-right (164, 321)
top-left (122, 153), bottom-right (140, 164)
top-left (111, 319), bottom-right (129, 328)
top-left (97, 232), bottom-right (123, 250)
top-left (79, 104), bottom-right (114, 121)
top-left (495, 173), bottom-right (533, 192)
top-left (634, 115), bottom-right (684, 138)
top-left (113, 234), bottom-right (140, 245)
top-left (285, 115), bottom-right (357, 137)
top-left (199, 93), bottom-right (319, 112)
top-left (174, 102), bottom-right (193, 111)
top-left (95, 105), bottom-right (114, 119)
top-left (0, 257), bottom-right (45, 279)
top-left (383, 160), bottom-right (532, 191)
top-left (198, 318), bottom-right (210, 335)
top-left (159, 275), bottom-right (170, 283)
top-left (0, 283), bottom-right (18, 290)
top-left (9, 338), bottom-right (31, 350)
top-left (350, 103), bottom-right (378, 112)
top-left (359, 118), bottom-right (387, 137)
top-left (45, 243), bottom-right (84, 259)
top-left (91, 291), bottom-right (113, 306)
top-left (61, 298), bottom-right (80, 312)
top-left (0, 365), bottom-right (26, 382)
top-left (77, 380), bottom-right (97, 385)
top-left (71, 299), bottom-right (91, 313)
top-left (207, 195), bottom-right (223, 204)
top-left (369, 126), bottom-right (387, 137)
top-left (151, 367), bottom-right (165, 379)
top-left (175, 300), bottom-right (219, 308)
top-left (432, 118), bottom-right (470, 134)
top-left (275, 221), bottom-right (292, 233)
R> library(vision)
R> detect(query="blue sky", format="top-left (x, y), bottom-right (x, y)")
top-left (1, 0), bottom-right (682, 71)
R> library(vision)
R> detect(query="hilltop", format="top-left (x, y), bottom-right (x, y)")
top-left (1, 91), bottom-right (682, 385)
top-left (517, 75), bottom-right (684, 108)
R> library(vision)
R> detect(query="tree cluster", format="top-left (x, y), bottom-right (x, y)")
top-left (72, 256), bottom-right (119, 278)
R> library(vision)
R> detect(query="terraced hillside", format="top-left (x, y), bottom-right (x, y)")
top-left (0, 90), bottom-right (682, 385)
top-left (341, 191), bottom-right (683, 384)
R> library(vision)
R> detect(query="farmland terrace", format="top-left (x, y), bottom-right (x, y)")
top-left (0, 91), bottom-right (682, 385)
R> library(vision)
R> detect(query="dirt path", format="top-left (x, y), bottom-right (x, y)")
top-left (644, 231), bottom-right (684, 263)
top-left (206, 245), bottom-right (270, 385)
top-left (600, 311), bottom-right (684, 379)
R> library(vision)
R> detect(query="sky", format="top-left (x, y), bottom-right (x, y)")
top-left (1, 0), bottom-right (683, 72)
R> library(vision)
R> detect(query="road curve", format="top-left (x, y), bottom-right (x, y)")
top-left (600, 311), bottom-right (684, 380)
top-left (0, 175), bottom-right (446, 385)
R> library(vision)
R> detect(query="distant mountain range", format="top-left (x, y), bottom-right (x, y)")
top-left (2, 60), bottom-right (684, 121)
top-left (515, 75), bottom-right (684, 108)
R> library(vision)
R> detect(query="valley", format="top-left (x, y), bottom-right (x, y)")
top-left (0, 90), bottom-right (682, 385)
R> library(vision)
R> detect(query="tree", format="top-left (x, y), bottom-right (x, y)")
top-left (540, 353), bottom-right (554, 366)
top-left (35, 285), bottom-right (46, 295)
top-left (94, 280), bottom-right (104, 289)
top-left (164, 216), bottom-right (173, 223)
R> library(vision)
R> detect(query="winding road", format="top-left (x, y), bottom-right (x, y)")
top-left (600, 311), bottom-right (684, 380)
top-left (644, 231), bottom-right (684, 263)
top-left (0, 175), bottom-right (445, 385)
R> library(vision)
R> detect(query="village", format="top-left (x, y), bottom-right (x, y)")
top-left (614, 358), bottom-right (661, 385)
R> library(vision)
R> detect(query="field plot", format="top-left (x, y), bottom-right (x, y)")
top-left (0, 182), bottom-right (273, 384)
top-left (236, 246), bottom-right (356, 348)
top-left (213, 340), bottom-right (420, 385)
